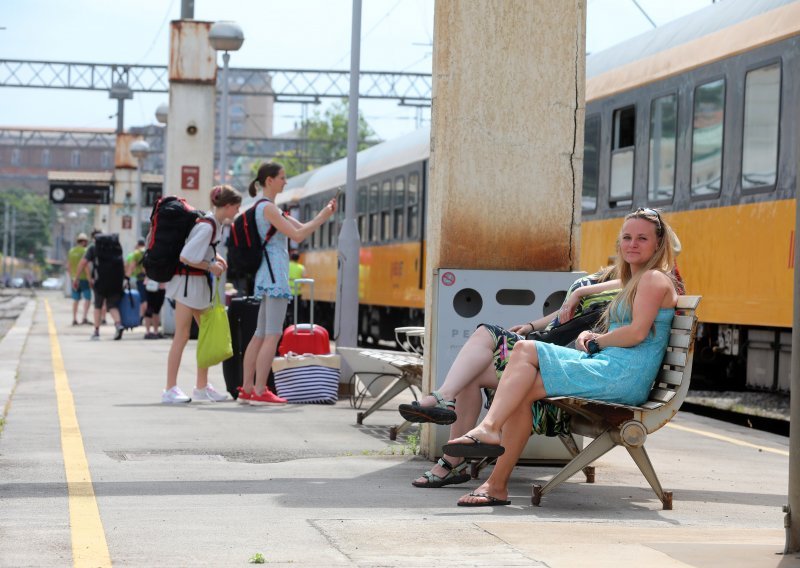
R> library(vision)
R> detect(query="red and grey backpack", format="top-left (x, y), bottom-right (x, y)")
top-left (143, 196), bottom-right (216, 283)
top-left (227, 198), bottom-right (287, 283)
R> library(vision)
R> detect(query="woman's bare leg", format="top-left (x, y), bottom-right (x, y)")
top-left (242, 335), bottom-right (264, 393)
top-left (417, 326), bottom-right (496, 406)
top-left (254, 334), bottom-right (280, 394)
top-left (448, 340), bottom-right (547, 447)
top-left (413, 363), bottom-right (497, 484)
top-left (166, 303), bottom-right (194, 390)
top-left (193, 312), bottom-right (210, 389)
top-left (457, 390), bottom-right (538, 504)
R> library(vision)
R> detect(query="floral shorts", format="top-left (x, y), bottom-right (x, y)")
top-left (479, 323), bottom-right (571, 438)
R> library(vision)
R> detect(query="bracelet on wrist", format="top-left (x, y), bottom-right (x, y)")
top-left (528, 321), bottom-right (536, 332)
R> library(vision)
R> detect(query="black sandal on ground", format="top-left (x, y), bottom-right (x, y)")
top-left (412, 457), bottom-right (471, 488)
top-left (398, 391), bottom-right (457, 425)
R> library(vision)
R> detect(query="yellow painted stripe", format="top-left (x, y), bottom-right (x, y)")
top-left (666, 421), bottom-right (789, 457)
top-left (45, 301), bottom-right (112, 568)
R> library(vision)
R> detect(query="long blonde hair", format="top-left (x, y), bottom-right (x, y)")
top-left (597, 208), bottom-right (679, 332)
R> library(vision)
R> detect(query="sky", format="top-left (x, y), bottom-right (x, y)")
top-left (0, 0), bottom-right (717, 141)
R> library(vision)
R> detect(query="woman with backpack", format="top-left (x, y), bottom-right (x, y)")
top-left (238, 162), bottom-right (336, 406)
top-left (162, 185), bottom-right (243, 404)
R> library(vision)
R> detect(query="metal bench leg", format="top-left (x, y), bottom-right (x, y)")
top-left (625, 445), bottom-right (671, 510)
top-left (558, 433), bottom-right (595, 483)
top-left (533, 431), bottom-right (616, 506)
top-left (355, 375), bottom-right (412, 425)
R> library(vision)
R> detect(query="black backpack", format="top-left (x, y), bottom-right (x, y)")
top-left (227, 198), bottom-right (285, 282)
top-left (143, 196), bottom-right (215, 283)
top-left (92, 234), bottom-right (124, 296)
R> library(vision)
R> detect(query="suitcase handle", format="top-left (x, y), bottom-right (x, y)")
top-left (293, 277), bottom-right (315, 333)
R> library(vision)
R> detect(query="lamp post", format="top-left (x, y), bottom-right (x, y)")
top-left (130, 139), bottom-right (150, 242)
top-left (209, 21), bottom-right (244, 185)
top-left (155, 102), bottom-right (169, 195)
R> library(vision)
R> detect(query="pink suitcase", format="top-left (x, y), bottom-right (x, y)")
top-left (278, 278), bottom-right (331, 356)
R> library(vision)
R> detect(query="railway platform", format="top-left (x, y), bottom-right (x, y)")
top-left (0, 291), bottom-right (797, 567)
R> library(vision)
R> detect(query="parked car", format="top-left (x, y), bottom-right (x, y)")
top-left (41, 277), bottom-right (64, 290)
top-left (9, 277), bottom-right (25, 288)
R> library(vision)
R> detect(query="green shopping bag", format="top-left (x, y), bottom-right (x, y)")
top-left (197, 282), bottom-right (233, 368)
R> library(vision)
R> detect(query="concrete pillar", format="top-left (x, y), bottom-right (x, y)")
top-left (111, 133), bottom-right (138, 253)
top-left (165, 20), bottom-right (217, 210)
top-left (422, 1), bottom-right (586, 455)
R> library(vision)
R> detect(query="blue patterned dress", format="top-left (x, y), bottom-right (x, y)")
top-left (536, 306), bottom-right (675, 406)
top-left (253, 199), bottom-right (291, 299)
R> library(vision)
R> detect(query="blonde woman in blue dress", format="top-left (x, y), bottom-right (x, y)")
top-left (443, 208), bottom-right (681, 506)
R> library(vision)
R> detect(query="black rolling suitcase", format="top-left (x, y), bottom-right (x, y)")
top-left (222, 296), bottom-right (261, 399)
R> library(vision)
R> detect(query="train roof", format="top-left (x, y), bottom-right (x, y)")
top-left (278, 128), bottom-right (430, 205)
top-left (586, 0), bottom-right (800, 100)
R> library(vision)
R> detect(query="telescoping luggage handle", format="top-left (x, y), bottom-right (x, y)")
top-left (293, 277), bottom-right (315, 334)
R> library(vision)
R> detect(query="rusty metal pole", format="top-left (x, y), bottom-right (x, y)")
top-left (786, 147), bottom-right (800, 553)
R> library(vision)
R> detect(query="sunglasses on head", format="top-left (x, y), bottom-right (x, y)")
top-left (634, 207), bottom-right (662, 231)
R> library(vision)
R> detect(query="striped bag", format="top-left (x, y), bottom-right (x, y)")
top-left (272, 353), bottom-right (340, 404)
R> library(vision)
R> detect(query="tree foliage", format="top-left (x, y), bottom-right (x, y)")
top-left (0, 189), bottom-right (53, 265)
top-left (252, 99), bottom-right (378, 179)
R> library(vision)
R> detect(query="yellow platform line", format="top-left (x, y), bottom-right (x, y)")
top-left (666, 421), bottom-right (789, 456)
top-left (45, 301), bottom-right (112, 568)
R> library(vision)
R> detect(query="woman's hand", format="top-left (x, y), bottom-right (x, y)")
top-left (576, 331), bottom-right (597, 353)
top-left (208, 260), bottom-right (225, 277)
top-left (215, 254), bottom-right (228, 271)
top-left (320, 198), bottom-right (337, 220)
top-left (509, 323), bottom-right (533, 335)
top-left (558, 292), bottom-right (582, 323)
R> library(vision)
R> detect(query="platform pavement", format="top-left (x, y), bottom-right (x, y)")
top-left (0, 291), bottom-right (797, 567)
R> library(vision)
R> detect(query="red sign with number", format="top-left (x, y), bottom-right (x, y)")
top-left (181, 166), bottom-right (200, 190)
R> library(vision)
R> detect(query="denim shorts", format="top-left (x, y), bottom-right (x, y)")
top-left (71, 279), bottom-right (91, 301)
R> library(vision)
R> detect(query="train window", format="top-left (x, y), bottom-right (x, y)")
top-left (394, 175), bottom-right (406, 239)
top-left (369, 183), bottom-right (379, 242)
top-left (357, 186), bottom-right (367, 243)
top-left (407, 172), bottom-right (420, 239)
top-left (303, 204), bottom-right (311, 222)
top-left (381, 180), bottom-right (392, 241)
top-left (609, 106), bottom-right (635, 207)
top-left (742, 63), bottom-right (780, 192)
top-left (328, 217), bottom-right (337, 247)
top-left (582, 115), bottom-right (600, 211)
top-left (691, 78), bottom-right (725, 198)
top-left (648, 94), bottom-right (677, 203)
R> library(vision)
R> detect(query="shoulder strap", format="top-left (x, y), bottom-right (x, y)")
top-left (197, 216), bottom-right (217, 244)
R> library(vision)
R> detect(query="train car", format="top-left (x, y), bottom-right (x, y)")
top-left (277, 129), bottom-right (429, 343)
top-left (281, 0), bottom-right (799, 391)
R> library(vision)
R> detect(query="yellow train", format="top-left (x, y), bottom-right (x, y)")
top-left (280, 0), bottom-right (800, 391)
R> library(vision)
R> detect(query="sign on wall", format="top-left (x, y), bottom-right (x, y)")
top-left (181, 166), bottom-right (199, 190)
top-left (49, 183), bottom-right (112, 205)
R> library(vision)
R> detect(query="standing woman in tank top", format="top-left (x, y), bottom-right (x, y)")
top-left (239, 162), bottom-right (336, 406)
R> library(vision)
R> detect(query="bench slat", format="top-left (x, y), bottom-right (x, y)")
top-left (641, 400), bottom-right (665, 410)
top-left (669, 333), bottom-right (691, 349)
top-left (677, 295), bottom-right (701, 309)
top-left (662, 350), bottom-right (687, 367)
top-left (656, 368), bottom-right (684, 386)
top-left (648, 387), bottom-right (676, 403)
top-left (671, 315), bottom-right (694, 330)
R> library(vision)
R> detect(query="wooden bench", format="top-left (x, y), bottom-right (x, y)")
top-left (531, 295), bottom-right (701, 510)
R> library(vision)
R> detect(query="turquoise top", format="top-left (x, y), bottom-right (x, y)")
top-left (253, 199), bottom-right (291, 299)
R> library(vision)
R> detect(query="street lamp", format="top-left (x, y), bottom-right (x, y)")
top-left (209, 21), bottom-right (244, 185)
top-left (130, 139), bottom-right (150, 242)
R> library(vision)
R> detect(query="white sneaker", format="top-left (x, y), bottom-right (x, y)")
top-left (193, 384), bottom-right (228, 402)
top-left (162, 386), bottom-right (191, 404)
